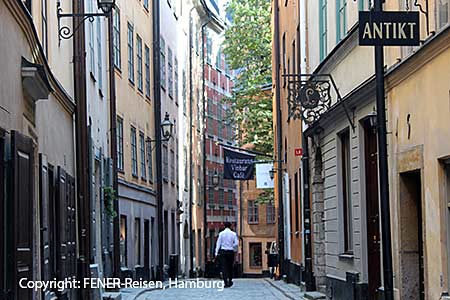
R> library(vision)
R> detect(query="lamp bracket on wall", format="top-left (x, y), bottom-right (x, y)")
top-left (412, 0), bottom-right (430, 35)
top-left (283, 73), bottom-right (355, 131)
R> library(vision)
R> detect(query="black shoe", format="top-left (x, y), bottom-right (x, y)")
top-left (228, 281), bottom-right (233, 287)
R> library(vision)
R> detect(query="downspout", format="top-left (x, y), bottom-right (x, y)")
top-left (188, 5), bottom-right (195, 277)
top-left (107, 9), bottom-right (120, 279)
top-left (152, 0), bottom-right (164, 281)
top-left (201, 17), bottom-right (212, 272)
top-left (273, 0), bottom-right (285, 276)
top-left (73, 0), bottom-right (91, 298)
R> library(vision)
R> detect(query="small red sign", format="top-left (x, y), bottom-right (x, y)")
top-left (294, 148), bottom-right (303, 157)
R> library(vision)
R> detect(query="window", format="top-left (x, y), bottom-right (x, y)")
top-left (145, 45), bottom-right (150, 97)
top-left (249, 243), bottom-right (262, 268)
top-left (137, 35), bottom-right (143, 92)
top-left (208, 188), bottom-right (215, 207)
top-left (182, 70), bottom-right (187, 114)
top-left (127, 23), bottom-right (134, 83)
top-left (358, 0), bottom-right (367, 10)
top-left (163, 145), bottom-right (169, 181)
top-left (206, 37), bottom-right (212, 64)
top-left (120, 215), bottom-right (127, 266)
top-left (134, 218), bottom-right (141, 265)
top-left (147, 137), bottom-right (153, 182)
top-left (267, 202), bottom-right (276, 224)
top-left (131, 126), bottom-right (138, 177)
top-left (170, 149), bottom-right (175, 183)
top-left (282, 33), bottom-right (286, 86)
top-left (248, 200), bottom-right (259, 224)
top-left (88, 0), bottom-right (95, 76)
top-left (174, 58), bottom-right (178, 103)
top-left (97, 18), bottom-right (103, 90)
top-left (160, 37), bottom-right (166, 89)
top-left (117, 117), bottom-right (124, 171)
top-left (41, 0), bottom-right (48, 57)
top-left (144, 0), bottom-right (149, 10)
top-left (216, 48), bottom-right (222, 69)
top-left (184, 147), bottom-right (188, 189)
top-left (113, 9), bottom-right (121, 69)
top-left (336, 0), bottom-right (347, 41)
top-left (320, 0), bottom-right (328, 61)
top-left (438, 0), bottom-right (449, 29)
top-left (168, 47), bottom-right (173, 98)
top-left (140, 132), bottom-right (146, 180)
top-left (227, 192), bottom-right (233, 208)
top-left (340, 129), bottom-right (352, 253)
top-left (218, 189), bottom-right (224, 208)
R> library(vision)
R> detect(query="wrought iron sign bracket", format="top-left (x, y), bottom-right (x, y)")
top-left (412, 0), bottom-right (430, 36)
top-left (57, 1), bottom-right (111, 42)
top-left (284, 73), bottom-right (356, 131)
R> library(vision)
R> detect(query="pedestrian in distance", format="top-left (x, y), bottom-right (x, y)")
top-left (215, 222), bottom-right (238, 288)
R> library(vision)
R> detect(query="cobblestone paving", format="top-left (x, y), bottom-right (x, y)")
top-left (135, 278), bottom-right (303, 300)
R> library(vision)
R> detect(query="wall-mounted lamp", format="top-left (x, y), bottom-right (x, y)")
top-left (146, 112), bottom-right (174, 151)
top-left (367, 108), bottom-right (378, 128)
top-left (57, 0), bottom-right (115, 41)
top-left (212, 170), bottom-right (220, 188)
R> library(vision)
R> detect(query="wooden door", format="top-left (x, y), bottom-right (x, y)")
top-left (144, 220), bottom-right (150, 277)
top-left (39, 154), bottom-right (51, 284)
top-left (363, 123), bottom-right (381, 300)
top-left (11, 131), bottom-right (34, 300)
top-left (0, 130), bottom-right (4, 297)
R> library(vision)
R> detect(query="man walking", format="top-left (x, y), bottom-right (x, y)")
top-left (215, 222), bottom-right (238, 287)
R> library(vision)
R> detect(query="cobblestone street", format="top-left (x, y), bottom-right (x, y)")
top-left (132, 279), bottom-right (303, 300)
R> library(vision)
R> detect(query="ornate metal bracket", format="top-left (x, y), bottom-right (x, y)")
top-left (284, 73), bottom-right (355, 131)
top-left (413, 0), bottom-right (430, 35)
top-left (57, 1), bottom-right (110, 42)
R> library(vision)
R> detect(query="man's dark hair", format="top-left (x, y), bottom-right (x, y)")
top-left (224, 222), bottom-right (232, 229)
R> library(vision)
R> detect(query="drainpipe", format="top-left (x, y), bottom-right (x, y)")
top-left (273, 0), bottom-right (285, 276)
top-left (188, 6), bottom-right (195, 277)
top-left (201, 17), bottom-right (211, 273)
top-left (152, 0), bottom-right (164, 281)
top-left (107, 9), bottom-right (120, 279)
top-left (73, 0), bottom-right (91, 298)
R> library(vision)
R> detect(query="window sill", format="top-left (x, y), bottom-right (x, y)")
top-left (338, 253), bottom-right (354, 260)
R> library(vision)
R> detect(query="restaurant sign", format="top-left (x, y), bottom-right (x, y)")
top-left (359, 11), bottom-right (420, 46)
top-left (223, 148), bottom-right (256, 180)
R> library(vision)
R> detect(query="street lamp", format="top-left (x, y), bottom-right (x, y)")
top-left (367, 108), bottom-right (378, 128)
top-left (269, 168), bottom-right (276, 180)
top-left (57, 0), bottom-right (116, 40)
top-left (147, 112), bottom-right (174, 150)
top-left (161, 112), bottom-right (174, 141)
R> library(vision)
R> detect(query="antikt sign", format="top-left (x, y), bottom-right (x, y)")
top-left (359, 11), bottom-right (420, 46)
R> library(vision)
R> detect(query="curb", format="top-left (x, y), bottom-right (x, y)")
top-left (263, 278), bottom-right (300, 300)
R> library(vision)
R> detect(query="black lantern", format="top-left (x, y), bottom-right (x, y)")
top-left (212, 170), bottom-right (220, 187)
top-left (269, 168), bottom-right (276, 180)
top-left (161, 112), bottom-right (174, 141)
top-left (367, 108), bottom-right (377, 128)
top-left (97, 0), bottom-right (115, 13)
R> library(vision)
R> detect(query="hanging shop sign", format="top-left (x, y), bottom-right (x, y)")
top-left (256, 163), bottom-right (274, 189)
top-left (223, 148), bottom-right (256, 180)
top-left (294, 148), bottom-right (303, 157)
top-left (359, 11), bottom-right (420, 46)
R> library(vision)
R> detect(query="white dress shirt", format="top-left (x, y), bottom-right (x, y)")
top-left (215, 228), bottom-right (238, 256)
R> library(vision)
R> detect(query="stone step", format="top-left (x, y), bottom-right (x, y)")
top-left (304, 291), bottom-right (327, 300)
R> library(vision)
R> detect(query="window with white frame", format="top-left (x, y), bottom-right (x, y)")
top-left (174, 58), bottom-right (178, 103)
top-left (137, 35), bottom-right (143, 92)
top-left (128, 23), bottom-right (134, 83)
top-left (168, 47), bottom-right (173, 98)
top-left (97, 18), bottom-right (103, 90)
top-left (131, 126), bottom-right (138, 177)
top-left (160, 37), bottom-right (166, 89)
top-left (170, 149), bottom-right (175, 183)
top-left (336, 0), bottom-right (347, 42)
top-left (88, 0), bottom-right (95, 76)
top-left (113, 8), bottom-right (121, 69)
top-left (339, 129), bottom-right (353, 253)
top-left (438, 0), bottom-right (449, 29)
top-left (266, 202), bottom-right (276, 224)
top-left (140, 132), bottom-right (146, 180)
top-left (248, 200), bottom-right (259, 224)
top-left (145, 45), bottom-right (150, 98)
top-left (163, 145), bottom-right (169, 181)
top-left (117, 117), bottom-right (124, 171)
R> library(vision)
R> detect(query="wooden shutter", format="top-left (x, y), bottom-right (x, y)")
top-left (11, 130), bottom-right (34, 300)
top-left (67, 174), bottom-right (76, 278)
top-left (56, 167), bottom-right (67, 280)
top-left (39, 154), bottom-right (51, 283)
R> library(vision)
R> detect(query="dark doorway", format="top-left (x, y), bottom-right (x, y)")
top-left (0, 131), bottom-right (4, 296)
top-left (363, 122), bottom-right (381, 300)
top-left (399, 171), bottom-right (424, 299)
top-left (144, 219), bottom-right (150, 277)
top-left (164, 210), bottom-right (169, 264)
top-left (11, 131), bottom-right (34, 300)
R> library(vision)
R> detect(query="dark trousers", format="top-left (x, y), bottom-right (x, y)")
top-left (220, 250), bottom-right (235, 286)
